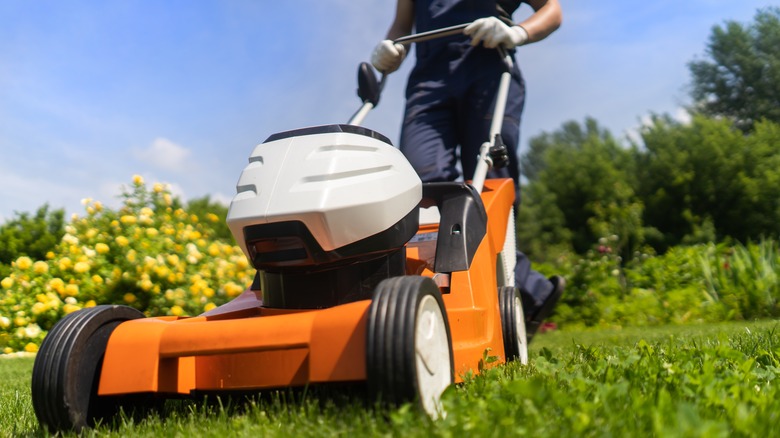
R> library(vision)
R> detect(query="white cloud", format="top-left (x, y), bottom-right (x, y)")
top-left (133, 137), bottom-right (191, 173)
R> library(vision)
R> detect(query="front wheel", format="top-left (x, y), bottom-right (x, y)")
top-left (366, 276), bottom-right (454, 419)
top-left (31, 305), bottom-right (145, 432)
top-left (499, 286), bottom-right (528, 365)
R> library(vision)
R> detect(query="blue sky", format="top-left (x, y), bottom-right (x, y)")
top-left (0, 0), bottom-right (773, 222)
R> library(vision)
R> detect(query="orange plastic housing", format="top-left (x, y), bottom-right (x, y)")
top-left (98, 178), bottom-right (515, 396)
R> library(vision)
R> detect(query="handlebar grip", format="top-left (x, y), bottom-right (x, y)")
top-left (393, 23), bottom-right (470, 45)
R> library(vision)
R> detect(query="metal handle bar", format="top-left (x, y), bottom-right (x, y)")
top-left (393, 23), bottom-right (470, 45)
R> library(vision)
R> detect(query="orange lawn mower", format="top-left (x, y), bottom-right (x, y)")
top-left (31, 24), bottom-right (530, 432)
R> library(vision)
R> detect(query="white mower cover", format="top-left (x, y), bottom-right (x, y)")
top-left (228, 126), bottom-right (423, 262)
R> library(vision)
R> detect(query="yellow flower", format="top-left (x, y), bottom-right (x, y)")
top-left (31, 302), bottom-right (47, 315)
top-left (146, 228), bottom-right (159, 237)
top-left (73, 262), bottom-right (91, 274)
top-left (0, 316), bottom-right (10, 328)
top-left (24, 343), bottom-right (39, 353)
top-left (203, 302), bottom-right (217, 312)
top-left (92, 274), bottom-right (104, 284)
top-left (224, 282), bottom-right (245, 297)
top-left (206, 213), bottom-right (219, 222)
top-left (48, 278), bottom-right (65, 294)
top-left (153, 182), bottom-right (165, 193)
top-left (123, 293), bottom-right (137, 304)
top-left (46, 251), bottom-right (55, 260)
top-left (133, 174), bottom-right (144, 185)
top-left (127, 250), bottom-right (137, 263)
top-left (58, 257), bottom-right (73, 271)
top-left (33, 261), bottom-right (49, 274)
top-left (1, 277), bottom-right (13, 289)
top-left (170, 305), bottom-right (184, 316)
top-left (64, 284), bottom-right (79, 297)
top-left (94, 201), bottom-right (103, 211)
top-left (120, 215), bottom-right (137, 225)
top-left (3, 347), bottom-right (13, 354)
top-left (15, 256), bottom-right (33, 270)
top-left (140, 279), bottom-right (153, 291)
top-left (116, 236), bottom-right (129, 247)
top-left (63, 303), bottom-right (81, 314)
top-left (85, 300), bottom-right (96, 308)
top-left (166, 254), bottom-right (180, 266)
top-left (95, 243), bottom-right (110, 254)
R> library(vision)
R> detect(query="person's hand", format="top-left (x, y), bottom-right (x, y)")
top-left (371, 40), bottom-right (407, 73)
top-left (464, 17), bottom-right (529, 49)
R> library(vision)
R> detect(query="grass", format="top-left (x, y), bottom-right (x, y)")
top-left (3, 320), bottom-right (780, 437)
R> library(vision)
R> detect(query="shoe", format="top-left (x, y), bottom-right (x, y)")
top-left (525, 275), bottom-right (565, 343)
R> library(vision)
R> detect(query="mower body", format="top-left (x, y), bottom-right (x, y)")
top-left (97, 124), bottom-right (515, 397)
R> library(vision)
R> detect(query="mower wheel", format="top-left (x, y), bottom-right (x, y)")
top-left (366, 276), bottom-right (453, 419)
top-left (31, 305), bottom-right (145, 432)
top-left (498, 286), bottom-right (528, 365)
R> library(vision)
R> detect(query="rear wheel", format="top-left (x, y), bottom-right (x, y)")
top-left (31, 305), bottom-right (145, 432)
top-left (499, 286), bottom-right (528, 365)
top-left (366, 276), bottom-right (453, 419)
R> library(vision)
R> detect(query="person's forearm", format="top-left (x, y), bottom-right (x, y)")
top-left (519, 0), bottom-right (562, 43)
top-left (385, 0), bottom-right (415, 40)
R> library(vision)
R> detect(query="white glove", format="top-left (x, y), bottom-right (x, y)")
top-left (371, 40), bottom-right (407, 73)
top-left (464, 17), bottom-right (529, 49)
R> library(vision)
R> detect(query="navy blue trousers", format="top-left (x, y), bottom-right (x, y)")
top-left (399, 43), bottom-right (553, 311)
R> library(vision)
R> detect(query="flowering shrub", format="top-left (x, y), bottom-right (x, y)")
top-left (551, 237), bottom-right (780, 330)
top-left (0, 176), bottom-right (254, 354)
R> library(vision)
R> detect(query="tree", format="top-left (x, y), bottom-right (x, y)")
top-left (635, 115), bottom-right (780, 249)
top-left (688, 7), bottom-right (780, 132)
top-left (519, 118), bottom-right (647, 259)
top-left (0, 205), bottom-right (65, 274)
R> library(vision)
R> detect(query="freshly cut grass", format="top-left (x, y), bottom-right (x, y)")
top-left (2, 320), bottom-right (779, 437)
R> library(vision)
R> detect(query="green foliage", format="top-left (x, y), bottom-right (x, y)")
top-left (0, 205), bottom-right (65, 278)
top-left (519, 118), bottom-right (642, 256)
top-left (550, 239), bottom-right (780, 330)
top-left (636, 115), bottom-right (780, 250)
top-left (186, 195), bottom-right (233, 242)
top-left (689, 7), bottom-right (780, 131)
top-left (700, 240), bottom-right (780, 320)
top-left (519, 115), bottom-right (780, 259)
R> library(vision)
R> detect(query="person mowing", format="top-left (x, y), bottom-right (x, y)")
top-left (371, 0), bottom-right (565, 341)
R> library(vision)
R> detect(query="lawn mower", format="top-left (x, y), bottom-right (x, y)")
top-left (31, 23), bottom-right (528, 432)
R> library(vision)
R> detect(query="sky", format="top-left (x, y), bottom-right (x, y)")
top-left (0, 0), bottom-right (773, 223)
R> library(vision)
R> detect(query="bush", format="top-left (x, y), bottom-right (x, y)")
top-left (0, 205), bottom-right (65, 279)
top-left (0, 176), bottom-right (255, 354)
top-left (550, 238), bottom-right (780, 330)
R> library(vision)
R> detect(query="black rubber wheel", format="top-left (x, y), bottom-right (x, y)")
top-left (499, 286), bottom-right (528, 365)
top-left (366, 276), bottom-right (454, 418)
top-left (31, 305), bottom-right (145, 432)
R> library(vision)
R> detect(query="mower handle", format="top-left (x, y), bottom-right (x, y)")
top-left (393, 23), bottom-right (470, 45)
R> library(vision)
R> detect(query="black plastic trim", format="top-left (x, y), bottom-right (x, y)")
top-left (244, 207), bottom-right (419, 272)
top-left (264, 124), bottom-right (392, 146)
top-left (420, 182), bottom-right (487, 273)
top-left (259, 248), bottom-right (407, 309)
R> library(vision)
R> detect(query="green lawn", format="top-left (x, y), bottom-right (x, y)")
top-left (3, 320), bottom-right (779, 437)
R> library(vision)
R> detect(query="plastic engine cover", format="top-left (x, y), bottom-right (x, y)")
top-left (227, 125), bottom-right (423, 263)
